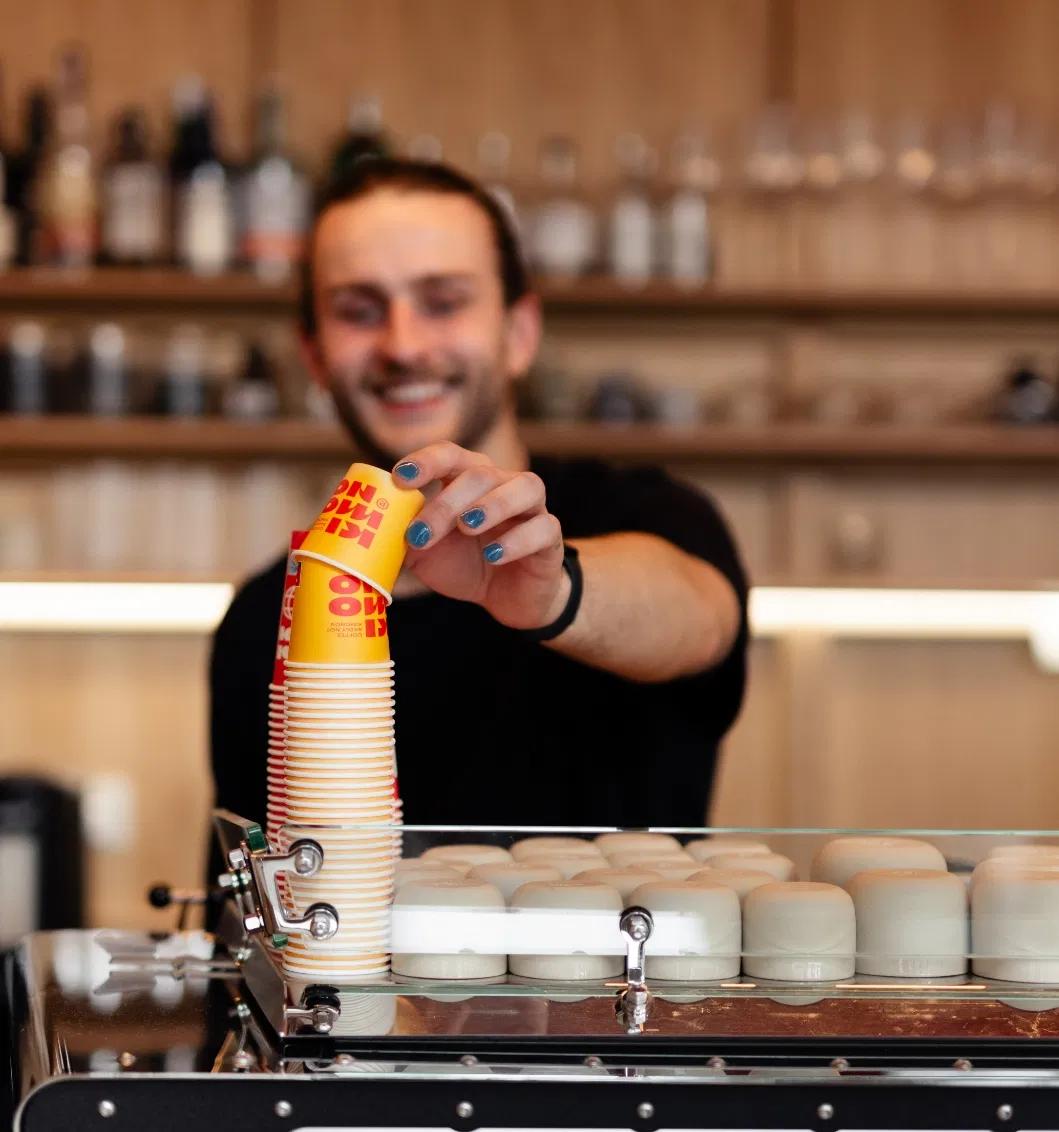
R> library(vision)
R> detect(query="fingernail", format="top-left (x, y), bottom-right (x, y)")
top-left (483, 542), bottom-right (504, 564)
top-left (461, 507), bottom-right (486, 530)
top-left (394, 461), bottom-right (420, 482)
top-left (406, 520), bottom-right (432, 548)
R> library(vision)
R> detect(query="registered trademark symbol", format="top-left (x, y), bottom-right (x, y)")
top-left (377, 498), bottom-right (389, 509)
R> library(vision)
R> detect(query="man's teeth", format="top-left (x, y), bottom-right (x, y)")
top-left (380, 382), bottom-right (447, 405)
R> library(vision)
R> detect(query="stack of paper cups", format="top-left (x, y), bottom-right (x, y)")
top-left (266, 531), bottom-right (307, 856)
top-left (272, 463), bottom-right (423, 982)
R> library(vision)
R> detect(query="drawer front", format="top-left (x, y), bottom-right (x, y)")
top-left (788, 471), bottom-right (1059, 585)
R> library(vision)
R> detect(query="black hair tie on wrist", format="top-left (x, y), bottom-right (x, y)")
top-left (518, 542), bottom-right (583, 643)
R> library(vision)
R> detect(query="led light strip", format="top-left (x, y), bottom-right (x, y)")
top-left (0, 582), bottom-right (1057, 671)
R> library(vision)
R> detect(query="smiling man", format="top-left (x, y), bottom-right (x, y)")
top-left (210, 159), bottom-right (749, 832)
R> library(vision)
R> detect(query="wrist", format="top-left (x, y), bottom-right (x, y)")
top-left (518, 542), bottom-right (583, 644)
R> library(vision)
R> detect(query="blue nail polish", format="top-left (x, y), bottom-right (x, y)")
top-left (483, 542), bottom-right (504, 564)
top-left (461, 507), bottom-right (486, 529)
top-left (406, 520), bottom-right (432, 548)
top-left (394, 461), bottom-right (420, 481)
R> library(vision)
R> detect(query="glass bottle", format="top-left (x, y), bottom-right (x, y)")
top-left (170, 76), bottom-right (233, 275)
top-left (85, 323), bottom-right (129, 416)
top-left (329, 94), bottom-right (389, 182)
top-left (222, 341), bottom-right (279, 420)
top-left (38, 46), bottom-right (98, 269)
top-left (608, 133), bottom-right (656, 286)
top-left (9, 89), bottom-right (51, 265)
top-left (477, 130), bottom-right (520, 235)
top-left (0, 67), bottom-right (15, 270)
top-left (530, 135), bottom-right (597, 280)
top-left (663, 130), bottom-right (719, 286)
top-left (101, 108), bottom-right (165, 266)
top-left (241, 86), bottom-right (309, 282)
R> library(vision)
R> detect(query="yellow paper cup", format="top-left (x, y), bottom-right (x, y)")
top-left (296, 462), bottom-right (424, 603)
top-left (288, 557), bottom-right (391, 663)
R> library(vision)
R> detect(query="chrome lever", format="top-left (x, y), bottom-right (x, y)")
top-left (615, 906), bottom-right (653, 1034)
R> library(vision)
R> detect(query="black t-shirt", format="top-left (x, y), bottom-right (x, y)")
top-left (209, 458), bottom-right (749, 833)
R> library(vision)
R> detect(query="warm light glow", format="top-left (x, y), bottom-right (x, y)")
top-left (0, 582), bottom-right (234, 632)
top-left (0, 583), bottom-right (1057, 670)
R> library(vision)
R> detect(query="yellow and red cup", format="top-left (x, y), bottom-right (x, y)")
top-left (287, 557), bottom-right (391, 664)
top-left (296, 462), bottom-right (424, 604)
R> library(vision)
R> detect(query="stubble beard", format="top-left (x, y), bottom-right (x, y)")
top-left (324, 364), bottom-right (509, 468)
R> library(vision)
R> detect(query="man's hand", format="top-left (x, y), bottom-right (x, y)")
top-left (392, 443), bottom-right (569, 631)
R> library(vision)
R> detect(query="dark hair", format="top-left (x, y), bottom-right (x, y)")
top-left (299, 157), bottom-right (529, 337)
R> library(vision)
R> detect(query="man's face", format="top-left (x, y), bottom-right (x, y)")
top-left (305, 188), bottom-right (533, 465)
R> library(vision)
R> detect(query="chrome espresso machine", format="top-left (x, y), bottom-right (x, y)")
top-left (8, 812), bottom-right (1059, 1131)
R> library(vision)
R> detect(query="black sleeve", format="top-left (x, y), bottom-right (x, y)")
top-left (205, 561), bottom-right (283, 909)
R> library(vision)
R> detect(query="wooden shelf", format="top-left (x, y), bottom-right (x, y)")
top-left (3, 415), bottom-right (1058, 465)
top-left (6, 268), bottom-right (1059, 318)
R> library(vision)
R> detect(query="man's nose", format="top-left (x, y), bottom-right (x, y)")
top-left (378, 299), bottom-right (430, 366)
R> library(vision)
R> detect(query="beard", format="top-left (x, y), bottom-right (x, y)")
top-left (323, 359), bottom-right (509, 467)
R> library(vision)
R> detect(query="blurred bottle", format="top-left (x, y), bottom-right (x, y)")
top-left (530, 135), bottom-right (597, 280)
top-left (100, 108), bottom-right (165, 266)
top-left (996, 357), bottom-right (1057, 425)
top-left (170, 77), bottom-right (233, 275)
top-left (406, 134), bottom-right (443, 162)
top-left (158, 324), bottom-right (209, 416)
top-left (241, 85), bottom-right (309, 283)
top-left (587, 372), bottom-right (647, 424)
top-left (663, 130), bottom-right (718, 287)
top-left (1, 322), bottom-right (48, 414)
top-left (222, 341), bottom-right (279, 421)
top-left (8, 89), bottom-right (51, 265)
top-left (85, 323), bottom-right (129, 416)
top-left (608, 133), bottom-right (656, 286)
top-left (329, 94), bottom-right (389, 182)
top-left (38, 46), bottom-right (98, 269)
top-left (0, 67), bottom-right (16, 270)
top-left (477, 130), bottom-right (521, 233)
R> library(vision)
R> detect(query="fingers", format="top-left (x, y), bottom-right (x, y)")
top-left (405, 464), bottom-right (508, 548)
top-left (402, 461), bottom-right (550, 551)
top-left (391, 442), bottom-right (491, 490)
top-left (481, 512), bottom-right (563, 567)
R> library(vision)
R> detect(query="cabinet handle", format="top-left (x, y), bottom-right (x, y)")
top-left (829, 509), bottom-right (884, 572)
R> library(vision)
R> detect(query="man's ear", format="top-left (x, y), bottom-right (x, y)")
top-left (298, 331), bottom-right (328, 391)
top-left (503, 293), bottom-right (542, 379)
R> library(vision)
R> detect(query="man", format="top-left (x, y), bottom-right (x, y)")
top-left (211, 158), bottom-right (748, 831)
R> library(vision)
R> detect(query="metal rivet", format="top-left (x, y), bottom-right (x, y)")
top-left (954, 1058), bottom-right (973, 1071)
top-left (274, 1099), bottom-right (293, 1118)
top-left (707, 1056), bottom-right (727, 1070)
top-left (584, 1055), bottom-right (603, 1068)
top-left (456, 1101), bottom-right (474, 1119)
top-left (817, 1103), bottom-right (835, 1121)
top-left (830, 1057), bottom-right (849, 1072)
top-left (997, 1104), bottom-right (1014, 1122)
top-left (460, 1054), bottom-right (479, 1066)
top-left (335, 1053), bottom-right (355, 1066)
top-left (97, 1100), bottom-right (116, 1118)
top-left (117, 1051), bottom-right (136, 1069)
top-left (231, 1050), bottom-right (255, 1071)
top-left (637, 1101), bottom-right (655, 1120)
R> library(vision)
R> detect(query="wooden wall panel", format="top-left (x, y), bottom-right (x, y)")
top-left (272, 0), bottom-right (772, 187)
top-left (793, 0), bottom-right (1059, 118)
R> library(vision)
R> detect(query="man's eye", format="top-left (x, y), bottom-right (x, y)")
top-left (424, 294), bottom-right (468, 317)
top-left (334, 302), bottom-right (384, 326)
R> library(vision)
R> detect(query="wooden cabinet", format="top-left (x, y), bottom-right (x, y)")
top-left (786, 471), bottom-right (1059, 585)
